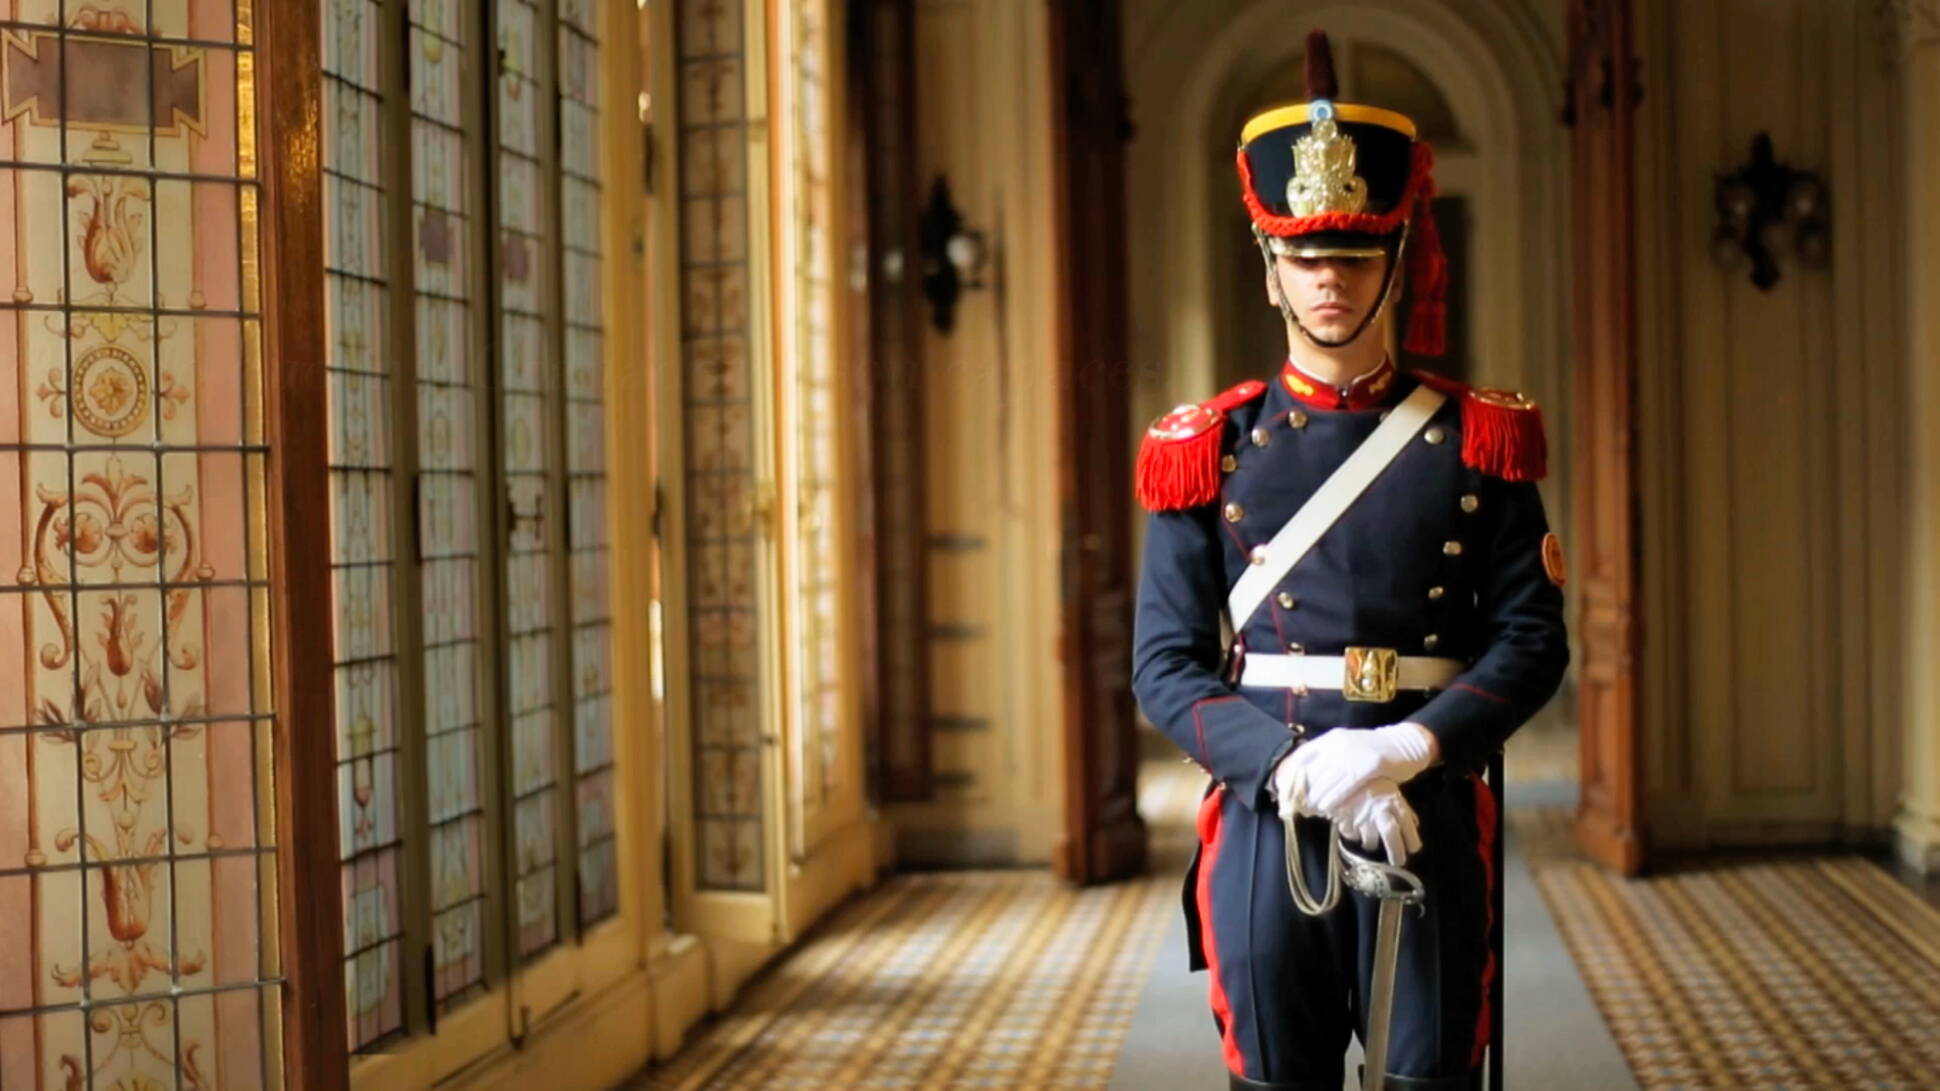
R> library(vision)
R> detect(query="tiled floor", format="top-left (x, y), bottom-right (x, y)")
top-left (622, 766), bottom-right (1202, 1091)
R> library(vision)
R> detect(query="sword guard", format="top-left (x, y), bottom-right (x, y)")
top-left (1337, 841), bottom-right (1427, 907)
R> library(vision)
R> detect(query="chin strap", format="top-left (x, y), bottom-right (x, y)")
top-left (1257, 221), bottom-right (1414, 353)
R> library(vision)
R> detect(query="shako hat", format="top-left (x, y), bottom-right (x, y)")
top-left (1236, 29), bottom-right (1448, 355)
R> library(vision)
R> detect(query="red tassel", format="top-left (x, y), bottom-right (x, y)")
top-left (1136, 425), bottom-right (1223, 511)
top-left (1403, 146), bottom-right (1447, 357)
top-left (1403, 300), bottom-right (1446, 357)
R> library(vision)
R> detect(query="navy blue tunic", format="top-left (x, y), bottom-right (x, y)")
top-left (1131, 368), bottom-right (1569, 810)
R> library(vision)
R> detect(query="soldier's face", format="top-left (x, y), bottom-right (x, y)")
top-left (1268, 254), bottom-right (1390, 342)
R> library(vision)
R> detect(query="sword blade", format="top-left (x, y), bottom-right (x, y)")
top-left (1361, 897), bottom-right (1406, 1091)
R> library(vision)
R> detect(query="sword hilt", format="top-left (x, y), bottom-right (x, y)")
top-left (1338, 843), bottom-right (1426, 907)
top-left (1282, 816), bottom-right (1427, 915)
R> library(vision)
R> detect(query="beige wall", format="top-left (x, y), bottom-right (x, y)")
top-left (1892, 2), bottom-right (1940, 872)
top-left (884, 0), bottom-right (1068, 866)
top-left (1632, 0), bottom-right (1907, 849)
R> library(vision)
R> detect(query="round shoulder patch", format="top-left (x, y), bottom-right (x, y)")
top-left (1473, 387), bottom-right (1539, 412)
top-left (1541, 532), bottom-right (1567, 586)
top-left (1147, 402), bottom-right (1222, 443)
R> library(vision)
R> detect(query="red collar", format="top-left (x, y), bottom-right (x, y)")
top-left (1278, 357), bottom-right (1399, 411)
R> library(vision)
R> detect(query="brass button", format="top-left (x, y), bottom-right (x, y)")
top-left (1286, 642), bottom-right (1305, 654)
top-left (1427, 586), bottom-right (1446, 601)
top-left (1288, 410), bottom-right (1309, 429)
top-left (1293, 722), bottom-right (1310, 736)
top-left (1292, 685), bottom-right (1310, 697)
top-left (1443, 541), bottom-right (1464, 557)
top-left (1222, 454), bottom-right (1239, 473)
top-left (1461, 493), bottom-right (1480, 513)
top-left (1424, 426), bottom-right (1446, 446)
top-left (1424, 634), bottom-right (1441, 651)
top-left (1251, 428), bottom-right (1271, 448)
top-left (1249, 545), bottom-right (1269, 565)
top-left (1224, 502), bottom-right (1245, 523)
top-left (1276, 592), bottom-right (1297, 609)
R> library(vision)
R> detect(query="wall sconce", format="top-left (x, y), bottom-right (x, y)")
top-left (1711, 132), bottom-right (1829, 292)
top-left (917, 175), bottom-right (989, 334)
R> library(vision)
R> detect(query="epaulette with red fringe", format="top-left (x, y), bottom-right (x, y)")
top-left (1135, 380), bottom-right (1267, 511)
top-left (1411, 370), bottom-right (1548, 483)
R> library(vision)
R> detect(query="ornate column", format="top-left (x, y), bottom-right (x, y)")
top-left (1891, 0), bottom-right (1940, 872)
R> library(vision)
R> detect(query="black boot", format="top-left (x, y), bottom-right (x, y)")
top-left (1229, 1073), bottom-right (1339, 1091)
top-left (1379, 1072), bottom-right (1477, 1090)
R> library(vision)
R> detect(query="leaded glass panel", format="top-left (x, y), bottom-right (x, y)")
top-left (559, 0), bottom-right (616, 929)
top-left (496, 0), bottom-right (563, 957)
top-left (679, 0), bottom-right (764, 894)
top-left (323, 0), bottom-right (408, 1048)
top-left (787, 0), bottom-right (840, 813)
top-left (410, 0), bottom-right (492, 1006)
top-left (0, 0), bottom-right (285, 1081)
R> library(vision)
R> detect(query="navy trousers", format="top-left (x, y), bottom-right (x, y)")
top-left (1185, 773), bottom-right (1496, 1087)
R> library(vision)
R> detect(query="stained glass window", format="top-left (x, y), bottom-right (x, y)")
top-left (323, 0), bottom-right (408, 1049)
top-left (409, 0), bottom-right (492, 1005)
top-left (678, 0), bottom-right (766, 893)
top-left (496, 0), bottom-right (565, 959)
top-left (312, 0), bottom-right (626, 1052)
top-left (786, 0), bottom-right (841, 811)
top-left (558, 0), bottom-right (619, 928)
top-left (0, 0), bottom-right (285, 1083)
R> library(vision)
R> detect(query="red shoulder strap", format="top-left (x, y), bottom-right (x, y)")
top-left (1412, 371), bottom-right (1547, 483)
top-left (1135, 380), bottom-right (1267, 511)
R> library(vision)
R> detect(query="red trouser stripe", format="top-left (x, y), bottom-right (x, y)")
top-left (1470, 774), bottom-right (1499, 1068)
top-left (1196, 785), bottom-right (1246, 1076)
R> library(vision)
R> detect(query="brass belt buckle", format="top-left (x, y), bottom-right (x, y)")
top-left (1343, 646), bottom-right (1399, 703)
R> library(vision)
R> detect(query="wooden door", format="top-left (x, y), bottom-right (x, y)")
top-left (1567, 0), bottom-right (1645, 874)
top-left (1049, 0), bottom-right (1145, 883)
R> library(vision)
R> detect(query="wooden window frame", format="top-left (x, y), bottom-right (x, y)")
top-left (260, 0), bottom-right (354, 1081)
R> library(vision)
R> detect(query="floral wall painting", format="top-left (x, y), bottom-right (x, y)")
top-left (2, 0), bottom-right (282, 1085)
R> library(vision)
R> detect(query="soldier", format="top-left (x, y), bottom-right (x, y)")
top-left (1129, 30), bottom-right (1570, 1091)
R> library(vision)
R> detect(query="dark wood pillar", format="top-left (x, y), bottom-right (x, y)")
top-left (1567, 0), bottom-right (1646, 875)
top-left (1049, 0), bottom-right (1146, 883)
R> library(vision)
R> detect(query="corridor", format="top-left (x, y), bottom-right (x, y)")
top-left (8, 2), bottom-right (1940, 1089)
top-left (619, 750), bottom-right (1940, 1089)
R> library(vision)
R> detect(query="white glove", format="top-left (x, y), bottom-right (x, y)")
top-left (1280, 723), bottom-right (1437, 817)
top-left (1336, 778), bottom-right (1423, 866)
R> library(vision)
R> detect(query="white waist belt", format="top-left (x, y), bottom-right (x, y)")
top-left (1238, 653), bottom-right (1464, 694)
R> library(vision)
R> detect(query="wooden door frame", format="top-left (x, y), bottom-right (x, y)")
top-left (1047, 0), bottom-right (1146, 884)
top-left (1567, 0), bottom-right (1645, 875)
top-left (854, 0), bottom-right (933, 804)
top-left (259, 0), bottom-right (353, 1079)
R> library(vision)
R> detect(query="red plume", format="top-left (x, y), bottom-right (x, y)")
top-left (1305, 30), bottom-right (1338, 100)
